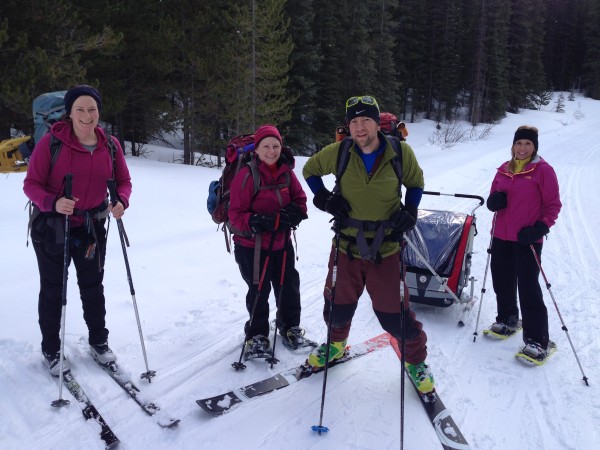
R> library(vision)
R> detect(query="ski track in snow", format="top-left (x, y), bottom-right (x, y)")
top-left (2, 94), bottom-right (600, 450)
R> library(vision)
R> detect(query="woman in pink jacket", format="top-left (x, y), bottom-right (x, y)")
top-left (24, 85), bottom-right (132, 376)
top-left (228, 125), bottom-right (310, 360)
top-left (486, 125), bottom-right (561, 361)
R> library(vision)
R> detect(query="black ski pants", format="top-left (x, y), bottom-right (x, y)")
top-left (490, 237), bottom-right (548, 348)
top-left (234, 239), bottom-right (301, 340)
top-left (33, 220), bottom-right (109, 355)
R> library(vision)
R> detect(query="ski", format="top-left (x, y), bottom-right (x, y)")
top-left (390, 337), bottom-right (470, 450)
top-left (93, 358), bottom-right (180, 428)
top-left (482, 320), bottom-right (523, 340)
top-left (196, 332), bottom-right (391, 415)
top-left (60, 370), bottom-right (120, 449)
top-left (515, 341), bottom-right (557, 366)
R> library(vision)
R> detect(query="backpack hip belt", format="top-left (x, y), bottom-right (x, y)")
top-left (338, 217), bottom-right (394, 261)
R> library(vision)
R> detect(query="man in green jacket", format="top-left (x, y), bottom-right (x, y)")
top-left (302, 95), bottom-right (434, 393)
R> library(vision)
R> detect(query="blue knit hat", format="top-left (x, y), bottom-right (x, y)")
top-left (64, 85), bottom-right (102, 114)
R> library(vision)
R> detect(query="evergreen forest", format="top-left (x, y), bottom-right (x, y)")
top-left (1, 0), bottom-right (599, 160)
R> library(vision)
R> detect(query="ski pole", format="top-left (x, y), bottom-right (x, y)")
top-left (52, 173), bottom-right (73, 408)
top-left (232, 225), bottom-right (279, 371)
top-left (312, 223), bottom-right (341, 435)
top-left (529, 245), bottom-right (590, 386)
top-left (399, 237), bottom-right (407, 450)
top-left (107, 179), bottom-right (156, 382)
top-left (472, 213), bottom-right (497, 342)
top-left (268, 230), bottom-right (291, 367)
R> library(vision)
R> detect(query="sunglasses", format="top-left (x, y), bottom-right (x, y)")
top-left (346, 95), bottom-right (379, 110)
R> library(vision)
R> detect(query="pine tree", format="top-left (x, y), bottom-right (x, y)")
top-left (582, 0), bottom-right (600, 99)
top-left (254, 0), bottom-right (295, 127)
top-left (506, 0), bottom-right (547, 112)
top-left (555, 92), bottom-right (565, 112)
top-left (282, 0), bottom-right (320, 154)
top-left (0, 0), bottom-right (120, 139)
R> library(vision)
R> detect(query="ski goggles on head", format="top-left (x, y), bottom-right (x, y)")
top-left (345, 95), bottom-right (379, 110)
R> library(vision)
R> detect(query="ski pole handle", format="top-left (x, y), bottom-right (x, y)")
top-left (64, 173), bottom-right (73, 200)
top-left (107, 179), bottom-right (118, 206)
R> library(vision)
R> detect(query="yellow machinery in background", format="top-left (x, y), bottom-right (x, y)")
top-left (0, 136), bottom-right (31, 173)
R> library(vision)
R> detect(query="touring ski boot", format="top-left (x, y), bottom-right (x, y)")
top-left (43, 350), bottom-right (69, 377)
top-left (306, 339), bottom-right (347, 370)
top-left (90, 341), bottom-right (117, 365)
top-left (405, 361), bottom-right (435, 393)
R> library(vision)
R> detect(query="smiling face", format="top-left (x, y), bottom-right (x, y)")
top-left (348, 116), bottom-right (380, 153)
top-left (70, 95), bottom-right (99, 143)
top-left (512, 139), bottom-right (536, 160)
top-left (255, 136), bottom-right (282, 165)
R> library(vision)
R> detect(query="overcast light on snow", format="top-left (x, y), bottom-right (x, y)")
top-left (1, 93), bottom-right (599, 450)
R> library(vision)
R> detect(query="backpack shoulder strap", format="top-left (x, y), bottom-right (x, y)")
top-left (334, 137), bottom-right (354, 194)
top-left (49, 135), bottom-right (62, 173)
top-left (105, 134), bottom-right (117, 179)
top-left (385, 135), bottom-right (404, 197)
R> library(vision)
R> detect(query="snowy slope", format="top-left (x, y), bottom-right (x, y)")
top-left (1, 93), bottom-right (599, 450)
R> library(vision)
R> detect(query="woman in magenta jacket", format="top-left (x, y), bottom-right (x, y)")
top-left (228, 125), bottom-right (309, 359)
top-left (24, 85), bottom-right (132, 375)
top-left (486, 125), bottom-right (561, 360)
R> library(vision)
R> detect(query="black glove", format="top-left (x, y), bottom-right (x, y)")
top-left (517, 221), bottom-right (549, 244)
top-left (391, 204), bottom-right (418, 233)
top-left (280, 203), bottom-right (307, 229)
top-left (487, 191), bottom-right (507, 212)
top-left (249, 214), bottom-right (277, 233)
top-left (313, 188), bottom-right (351, 219)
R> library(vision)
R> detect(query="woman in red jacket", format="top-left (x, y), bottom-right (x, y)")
top-left (24, 85), bottom-right (132, 375)
top-left (486, 125), bottom-right (561, 361)
top-left (228, 125), bottom-right (310, 360)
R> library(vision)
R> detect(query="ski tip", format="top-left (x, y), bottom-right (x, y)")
top-left (311, 425), bottom-right (329, 433)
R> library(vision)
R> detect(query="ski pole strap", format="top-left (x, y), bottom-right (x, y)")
top-left (253, 234), bottom-right (262, 285)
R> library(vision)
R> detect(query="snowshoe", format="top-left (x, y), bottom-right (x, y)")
top-left (483, 319), bottom-right (522, 340)
top-left (280, 326), bottom-right (318, 350)
top-left (516, 340), bottom-right (557, 366)
top-left (243, 335), bottom-right (271, 361)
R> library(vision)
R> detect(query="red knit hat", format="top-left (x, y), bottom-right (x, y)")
top-left (254, 124), bottom-right (282, 148)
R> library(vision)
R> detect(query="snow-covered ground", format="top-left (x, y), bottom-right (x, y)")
top-left (1, 93), bottom-right (599, 450)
